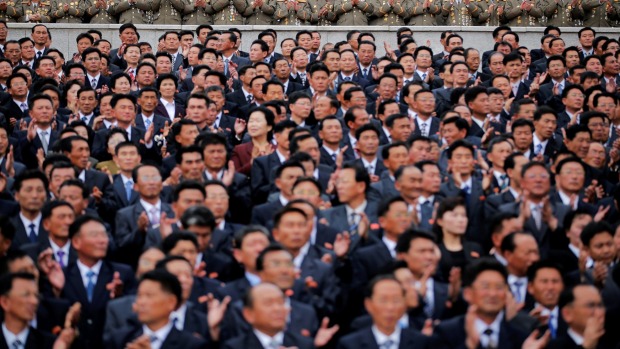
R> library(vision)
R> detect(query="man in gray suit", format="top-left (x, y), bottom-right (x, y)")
top-left (219, 31), bottom-right (251, 79)
top-left (162, 31), bottom-right (185, 72)
top-left (371, 144), bottom-right (411, 200)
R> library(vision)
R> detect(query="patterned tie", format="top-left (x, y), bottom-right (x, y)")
top-left (362, 68), bottom-right (368, 79)
top-left (344, 76), bottom-right (351, 81)
top-left (381, 339), bottom-right (394, 349)
top-left (28, 223), bottom-right (37, 243)
top-left (331, 153), bottom-right (337, 162)
top-left (11, 339), bottom-right (22, 349)
top-left (422, 72), bottom-right (427, 81)
top-left (247, 94), bottom-right (253, 103)
top-left (349, 212), bottom-right (359, 232)
top-left (56, 250), bottom-right (65, 268)
top-left (512, 280), bottom-right (523, 302)
top-left (20, 102), bottom-right (27, 112)
top-left (423, 290), bottom-right (433, 318)
top-left (149, 207), bottom-right (159, 226)
top-left (535, 143), bottom-right (543, 155)
top-left (420, 201), bottom-right (433, 229)
top-left (145, 118), bottom-right (152, 129)
top-left (224, 58), bottom-right (229, 76)
top-left (300, 73), bottom-right (307, 85)
top-left (532, 203), bottom-right (543, 230)
top-left (128, 69), bottom-right (135, 81)
top-left (91, 78), bottom-right (97, 89)
top-left (125, 180), bottom-right (133, 202)
top-left (420, 122), bottom-right (427, 137)
top-left (500, 174), bottom-right (508, 190)
top-left (86, 270), bottom-right (96, 302)
top-left (40, 130), bottom-right (49, 154)
top-left (171, 54), bottom-right (176, 68)
top-left (366, 164), bottom-right (374, 175)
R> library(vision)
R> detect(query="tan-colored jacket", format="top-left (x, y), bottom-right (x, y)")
top-left (296, 0), bottom-right (336, 24)
top-left (439, 0), bottom-right (479, 25)
top-left (50, 0), bottom-right (85, 22)
top-left (152, 0), bottom-right (191, 23)
top-left (211, 0), bottom-right (251, 24)
top-left (0, 1), bottom-right (23, 21)
top-left (84, 0), bottom-right (118, 23)
top-left (333, 0), bottom-right (374, 25)
top-left (541, 0), bottom-right (584, 26)
top-left (407, 0), bottom-right (440, 25)
top-left (18, 0), bottom-right (51, 22)
top-left (109, 0), bottom-right (154, 23)
top-left (245, 0), bottom-right (275, 24)
top-left (501, 0), bottom-right (543, 26)
top-left (472, 0), bottom-right (503, 26)
top-left (369, 0), bottom-right (407, 25)
top-left (182, 0), bottom-right (214, 23)
top-left (582, 0), bottom-right (617, 26)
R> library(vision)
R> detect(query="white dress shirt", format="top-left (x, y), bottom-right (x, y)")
top-left (557, 190), bottom-right (578, 210)
top-left (169, 303), bottom-right (187, 330)
top-left (533, 133), bottom-right (549, 155)
top-left (49, 239), bottom-right (70, 267)
top-left (292, 242), bottom-right (310, 269)
top-left (2, 323), bottom-right (29, 349)
top-left (567, 328), bottom-right (584, 345)
top-left (76, 259), bottom-right (103, 289)
top-left (371, 325), bottom-right (401, 349)
top-left (19, 212), bottom-right (42, 238)
top-left (382, 236), bottom-right (397, 258)
top-left (508, 274), bottom-right (528, 302)
top-left (142, 322), bottom-right (174, 349)
top-left (361, 157), bottom-right (378, 174)
top-left (160, 98), bottom-right (176, 120)
top-left (474, 311), bottom-right (503, 348)
top-left (253, 329), bottom-right (284, 349)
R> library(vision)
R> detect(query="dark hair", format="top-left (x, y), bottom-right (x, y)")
top-left (0, 272), bottom-right (36, 295)
top-left (139, 270), bottom-right (183, 309)
top-left (256, 243), bottom-right (291, 272)
top-left (273, 206), bottom-right (307, 229)
top-left (233, 225), bottom-right (270, 249)
top-left (365, 274), bottom-right (402, 299)
top-left (527, 260), bottom-right (564, 283)
top-left (581, 221), bottom-right (613, 247)
top-left (180, 206), bottom-right (216, 230)
top-left (462, 258), bottom-right (508, 287)
top-left (69, 215), bottom-right (105, 239)
top-left (14, 169), bottom-right (49, 193)
top-left (446, 139), bottom-right (474, 159)
top-left (59, 179), bottom-right (88, 199)
top-left (395, 229), bottom-right (436, 253)
top-left (161, 231), bottom-right (199, 254)
top-left (172, 180), bottom-right (206, 202)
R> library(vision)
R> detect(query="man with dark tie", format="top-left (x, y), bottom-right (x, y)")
top-left (337, 275), bottom-right (430, 349)
top-left (16, 94), bottom-right (59, 169)
top-left (10, 170), bottom-right (48, 250)
top-left (104, 270), bottom-right (207, 349)
top-left (413, 161), bottom-right (443, 230)
top-left (501, 232), bottom-right (540, 304)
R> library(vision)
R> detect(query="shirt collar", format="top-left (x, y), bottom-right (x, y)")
top-left (361, 157), bottom-right (378, 171)
top-left (142, 321), bottom-right (174, 347)
top-left (2, 323), bottom-right (29, 348)
top-left (245, 271), bottom-right (261, 286)
top-left (275, 149), bottom-right (287, 164)
top-left (140, 199), bottom-right (161, 213)
top-left (77, 259), bottom-right (103, 279)
top-left (87, 73), bottom-right (101, 81)
top-left (371, 324), bottom-right (401, 347)
top-left (279, 194), bottom-right (289, 207)
top-left (474, 311), bottom-right (504, 347)
top-left (293, 242), bottom-right (311, 269)
top-left (533, 133), bottom-right (549, 146)
top-left (19, 212), bottom-right (42, 232)
top-left (567, 328), bottom-right (584, 345)
top-left (346, 200), bottom-right (368, 216)
top-left (253, 329), bottom-right (285, 349)
top-left (382, 235), bottom-right (397, 258)
top-left (557, 189), bottom-right (578, 210)
top-left (160, 97), bottom-right (174, 107)
top-left (169, 303), bottom-right (187, 330)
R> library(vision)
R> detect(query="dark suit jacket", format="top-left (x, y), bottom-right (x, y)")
top-left (321, 201), bottom-right (380, 237)
top-left (412, 116), bottom-right (440, 138)
top-left (338, 73), bottom-right (370, 89)
top-left (370, 171), bottom-right (399, 199)
top-left (16, 128), bottom-right (60, 169)
top-left (155, 100), bottom-right (186, 121)
top-left (347, 158), bottom-right (387, 177)
top-left (134, 113), bottom-right (169, 135)
top-left (226, 88), bottom-right (252, 107)
top-left (20, 240), bottom-right (78, 267)
top-left (108, 174), bottom-right (140, 210)
top-left (511, 80), bottom-right (532, 101)
top-left (0, 326), bottom-right (56, 349)
top-left (2, 99), bottom-right (29, 121)
top-left (62, 260), bottom-right (136, 349)
top-left (105, 325), bottom-right (207, 349)
top-left (483, 190), bottom-right (518, 221)
top-left (250, 199), bottom-right (283, 231)
top-left (9, 215), bottom-right (48, 250)
top-left (546, 334), bottom-right (582, 349)
top-left (250, 151), bottom-right (283, 205)
top-left (439, 176), bottom-right (487, 246)
top-left (337, 327), bottom-right (430, 349)
top-left (353, 241), bottom-right (394, 286)
top-left (222, 328), bottom-right (314, 349)
top-left (432, 315), bottom-right (528, 349)
top-left (285, 81), bottom-right (305, 95)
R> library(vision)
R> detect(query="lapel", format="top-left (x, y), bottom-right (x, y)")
top-left (161, 327), bottom-right (182, 349)
top-left (113, 176), bottom-right (130, 206)
top-left (66, 263), bottom-right (90, 305)
top-left (360, 328), bottom-right (380, 349)
top-left (92, 261), bottom-right (113, 307)
top-left (433, 281), bottom-right (449, 319)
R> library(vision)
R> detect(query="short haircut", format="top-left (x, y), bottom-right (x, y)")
top-left (139, 270), bottom-right (183, 309)
top-left (161, 231), bottom-right (199, 255)
top-left (395, 229), bottom-right (436, 253)
top-left (68, 215), bottom-right (105, 239)
top-left (462, 258), bottom-right (508, 288)
top-left (581, 221), bottom-right (613, 247)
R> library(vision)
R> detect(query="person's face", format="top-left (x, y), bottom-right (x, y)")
top-left (506, 234), bottom-right (540, 276)
top-left (44, 205), bottom-right (75, 240)
top-left (50, 168), bottom-right (76, 197)
top-left (447, 37), bottom-right (463, 52)
top-left (261, 35), bottom-right (275, 54)
top-left (487, 141), bottom-right (512, 169)
top-left (114, 144), bottom-right (141, 172)
top-left (275, 166), bottom-right (304, 198)
top-left (36, 58), bottom-right (55, 78)
top-left (595, 97), bottom-right (615, 120)
top-left (96, 41), bottom-right (111, 55)
top-left (204, 184), bottom-right (229, 220)
top-left (586, 116), bottom-right (608, 142)
top-left (323, 52), bottom-right (340, 73)
top-left (133, 279), bottom-right (177, 326)
top-left (438, 205), bottom-right (468, 236)
top-left (408, 139), bottom-right (431, 163)
top-left (528, 268), bottom-right (563, 309)
top-left (57, 185), bottom-right (86, 214)
top-left (565, 50), bottom-right (580, 68)
top-left (15, 178), bottom-right (46, 213)
top-left (298, 34), bottom-right (312, 51)
top-left (585, 143), bottom-right (607, 169)
top-left (358, 43), bottom-right (375, 66)
top-left (521, 165), bottom-right (551, 198)
top-left (515, 104), bottom-right (536, 121)
top-left (203, 142), bottom-right (227, 171)
top-left (587, 232), bottom-right (616, 264)
top-left (247, 112), bottom-right (271, 139)
top-left (420, 164), bottom-right (442, 196)
top-left (273, 212), bottom-right (309, 251)
top-left (123, 46), bottom-right (141, 66)
top-left (357, 130), bottom-right (379, 157)
top-left (185, 98), bottom-right (208, 124)
top-left (164, 33), bottom-right (180, 52)
top-left (492, 76), bottom-right (511, 98)
top-left (381, 103), bottom-right (401, 122)
top-left (244, 286), bottom-right (289, 335)
top-left (335, 168), bottom-right (365, 203)
top-left (378, 77), bottom-right (397, 100)
top-left (290, 97), bottom-right (312, 120)
top-left (4, 43), bottom-right (20, 62)
top-left (398, 55), bottom-right (415, 74)
top-left (156, 57), bottom-right (172, 75)
top-left (112, 98), bottom-right (136, 126)
top-left (119, 28), bottom-right (138, 45)
top-left (365, 280), bottom-right (407, 331)
top-left (604, 55), bottom-right (620, 76)
top-left (380, 200), bottom-right (412, 235)
top-left (9, 77), bottom-right (28, 98)
top-left (159, 79), bottom-right (177, 99)
top-left (547, 59), bottom-right (566, 80)
top-left (250, 78), bottom-right (266, 100)
top-left (255, 64), bottom-right (271, 79)
top-left (585, 58), bottom-right (602, 75)
top-left (168, 240), bottom-right (198, 267)
top-left (505, 60), bottom-right (523, 79)
top-left (135, 166), bottom-right (163, 200)
top-left (562, 89), bottom-right (585, 112)
top-left (281, 39), bottom-right (296, 59)
top-left (448, 146), bottom-right (474, 176)
top-left (550, 40), bottom-right (565, 55)
top-left (112, 76), bottom-right (131, 94)
top-left (0, 23), bottom-right (7, 41)
top-left (441, 122), bottom-right (465, 146)
top-left (176, 124), bottom-right (199, 147)
top-left (292, 183), bottom-right (322, 207)
top-left (311, 32), bottom-right (321, 50)
top-left (234, 232), bottom-right (270, 270)
top-left (314, 97), bottom-right (337, 121)
top-left (394, 167), bottom-right (423, 200)
top-left (465, 50), bottom-right (481, 72)
top-left (0, 128), bottom-right (7, 156)
top-left (319, 120), bottom-right (342, 147)
top-left (72, 221), bottom-right (109, 260)
top-left (534, 113), bottom-right (557, 140)
top-left (309, 70), bottom-right (329, 93)
top-left (78, 91), bottom-right (97, 115)
top-left (399, 237), bottom-right (437, 277)
top-left (468, 92), bottom-right (490, 117)
top-left (136, 67), bottom-right (155, 87)
top-left (563, 286), bottom-right (605, 334)
top-left (488, 93), bottom-right (505, 114)
top-left (388, 117), bottom-right (412, 142)
top-left (340, 52), bottom-right (358, 73)
top-left (0, 279), bottom-right (40, 323)
top-left (187, 46), bottom-right (201, 66)
top-left (259, 250), bottom-right (296, 290)
top-left (162, 260), bottom-right (194, 302)
top-left (264, 85), bottom-right (284, 101)
top-left (249, 44), bottom-right (267, 63)
top-left (31, 99), bottom-right (54, 126)
top-left (31, 26), bottom-right (48, 46)
top-left (464, 271), bottom-right (507, 316)
top-left (179, 152), bottom-right (204, 181)
top-left (566, 131), bottom-right (591, 158)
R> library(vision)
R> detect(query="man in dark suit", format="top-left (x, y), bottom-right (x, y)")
top-left (536, 57), bottom-right (569, 108)
top-left (219, 31), bottom-right (251, 79)
top-left (225, 65), bottom-right (255, 108)
top-left (104, 270), bottom-right (207, 349)
top-left (549, 158), bottom-right (597, 215)
top-left (10, 170), bottom-right (49, 250)
top-left (135, 87), bottom-right (169, 135)
top-left (115, 164), bottom-right (175, 266)
top-left (371, 144), bottom-right (408, 200)
top-left (106, 142), bottom-right (141, 211)
top-left (58, 136), bottom-right (113, 200)
top-left (546, 284), bottom-right (606, 349)
top-left (82, 47), bottom-right (111, 92)
top-left (432, 259), bottom-right (531, 349)
top-left (62, 215), bottom-right (137, 349)
top-left (16, 94), bottom-right (60, 169)
top-left (346, 124), bottom-right (387, 178)
top-left (338, 49), bottom-right (370, 89)
top-left (338, 275), bottom-right (430, 349)
top-left (0, 273), bottom-right (76, 349)
top-left (1, 73), bottom-right (30, 125)
top-left (20, 201), bottom-right (78, 269)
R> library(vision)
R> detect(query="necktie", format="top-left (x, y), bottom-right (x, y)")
top-left (145, 118), bottom-right (152, 129)
top-left (512, 280), bottom-right (523, 302)
top-left (344, 76), bottom-right (351, 82)
top-left (366, 164), bottom-right (374, 175)
top-left (149, 335), bottom-right (159, 345)
top-left (423, 290), bottom-right (433, 318)
top-left (484, 328), bottom-right (496, 349)
top-left (36, 51), bottom-right (42, 60)
top-left (125, 180), bottom-right (133, 202)
top-left (269, 340), bottom-right (280, 349)
top-left (247, 94), bottom-right (253, 103)
top-left (422, 72), bottom-right (427, 81)
top-left (420, 122), bottom-right (427, 137)
top-left (149, 207), bottom-right (159, 226)
top-left (558, 83), bottom-right (564, 95)
top-left (500, 174), bottom-right (508, 190)
top-left (381, 339), bottom-right (394, 349)
top-left (91, 78), bottom-right (97, 89)
top-left (171, 54), bottom-right (176, 68)
top-left (300, 73), bottom-right (307, 85)
top-left (331, 153), bottom-right (337, 161)
top-left (349, 212), bottom-right (359, 232)
top-left (171, 316), bottom-right (181, 330)
top-left (535, 143), bottom-right (543, 155)
top-left (28, 223), bottom-right (37, 243)
top-left (56, 250), bottom-right (65, 268)
top-left (462, 185), bottom-right (471, 203)
top-left (532, 203), bottom-right (543, 230)
top-left (548, 314), bottom-right (557, 338)
top-left (362, 68), bottom-right (368, 79)
top-left (40, 130), bottom-right (49, 154)
top-left (20, 102), bottom-right (27, 112)
top-left (420, 201), bottom-right (433, 229)
top-left (224, 58), bottom-right (230, 76)
top-left (11, 340), bottom-right (22, 349)
top-left (86, 270), bottom-right (96, 302)
top-left (512, 84), bottom-right (518, 97)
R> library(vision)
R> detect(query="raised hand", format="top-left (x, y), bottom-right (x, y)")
top-left (159, 212), bottom-right (176, 240)
top-left (194, 261), bottom-right (207, 277)
top-left (504, 291), bottom-right (524, 321)
top-left (106, 271), bottom-right (124, 299)
top-left (521, 329), bottom-right (550, 349)
top-left (205, 294), bottom-right (231, 341)
top-left (38, 248), bottom-right (65, 296)
top-left (5, 145), bottom-right (14, 177)
top-left (332, 232), bottom-right (351, 258)
top-left (582, 313), bottom-right (605, 349)
top-left (137, 211), bottom-right (149, 233)
top-left (594, 205), bottom-right (610, 222)
top-left (464, 305), bottom-right (480, 349)
top-left (314, 317), bottom-right (339, 347)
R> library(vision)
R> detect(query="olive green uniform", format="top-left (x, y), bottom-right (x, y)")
top-left (501, 0), bottom-right (543, 26)
top-left (18, 0), bottom-right (52, 22)
top-left (84, 0), bottom-right (117, 23)
top-left (182, 0), bottom-right (214, 24)
top-left (152, 0), bottom-right (191, 24)
top-left (369, 0), bottom-right (407, 25)
top-left (211, 0), bottom-right (251, 25)
top-left (50, 0), bottom-right (85, 22)
top-left (406, 0), bottom-right (441, 25)
top-left (332, 0), bottom-right (374, 25)
top-left (109, 0), bottom-right (154, 24)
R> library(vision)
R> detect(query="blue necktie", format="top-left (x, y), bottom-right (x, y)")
top-left (535, 143), bottom-right (543, 155)
top-left (548, 314), bottom-right (557, 339)
top-left (462, 185), bottom-right (471, 204)
top-left (144, 118), bottom-right (152, 129)
top-left (125, 180), bottom-right (133, 202)
top-left (420, 201), bottom-right (433, 229)
top-left (28, 223), bottom-right (37, 243)
top-left (513, 280), bottom-right (523, 302)
top-left (86, 270), bottom-right (96, 302)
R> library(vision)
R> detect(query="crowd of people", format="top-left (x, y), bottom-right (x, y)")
top-left (0, 0), bottom-right (618, 26)
top-left (0, 20), bottom-right (620, 349)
